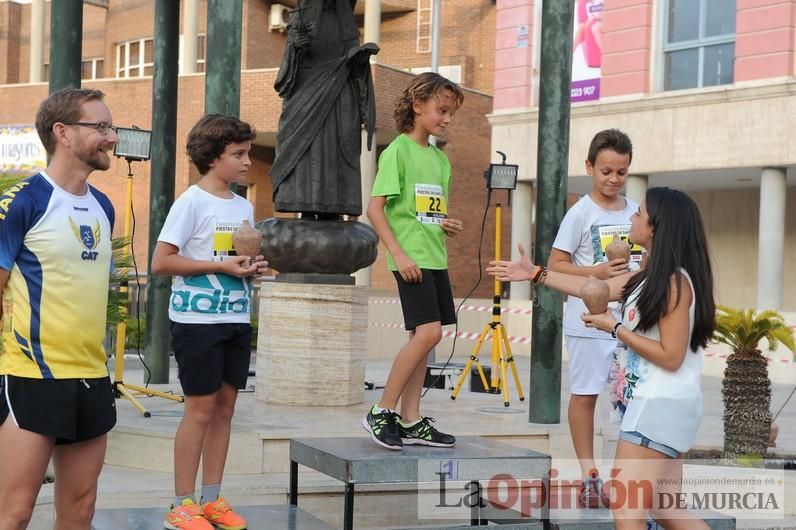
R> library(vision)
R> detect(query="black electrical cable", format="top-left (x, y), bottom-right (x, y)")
top-left (129, 201), bottom-right (152, 387)
top-left (772, 384), bottom-right (796, 423)
top-left (123, 159), bottom-right (153, 387)
top-left (421, 188), bottom-right (493, 397)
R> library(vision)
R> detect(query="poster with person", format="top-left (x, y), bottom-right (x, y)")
top-left (571, 0), bottom-right (603, 103)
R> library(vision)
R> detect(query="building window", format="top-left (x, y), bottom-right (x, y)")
top-left (662, 0), bottom-right (736, 91)
top-left (43, 59), bottom-right (103, 82)
top-left (196, 35), bottom-right (206, 73)
top-left (408, 65), bottom-right (462, 84)
top-left (81, 58), bottom-right (104, 80)
top-left (416, 0), bottom-right (432, 53)
top-left (116, 38), bottom-right (154, 78)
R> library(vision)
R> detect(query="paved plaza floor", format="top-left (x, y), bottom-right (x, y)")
top-left (24, 356), bottom-right (796, 529)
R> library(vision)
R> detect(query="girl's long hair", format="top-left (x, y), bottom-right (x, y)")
top-left (621, 187), bottom-right (715, 351)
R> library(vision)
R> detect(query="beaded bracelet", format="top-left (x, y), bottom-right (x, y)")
top-left (611, 322), bottom-right (623, 338)
top-left (530, 266), bottom-right (547, 284)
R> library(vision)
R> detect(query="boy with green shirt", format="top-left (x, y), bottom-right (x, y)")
top-left (363, 72), bottom-right (465, 450)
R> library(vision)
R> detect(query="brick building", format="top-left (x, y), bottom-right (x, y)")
top-left (0, 0), bottom-right (506, 298)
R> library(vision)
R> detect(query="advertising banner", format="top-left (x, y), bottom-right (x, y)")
top-left (0, 125), bottom-right (46, 176)
top-left (571, 0), bottom-right (603, 102)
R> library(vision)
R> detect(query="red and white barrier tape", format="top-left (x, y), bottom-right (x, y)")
top-left (369, 322), bottom-right (532, 345)
top-left (369, 299), bottom-right (402, 305)
top-left (369, 324), bottom-right (794, 362)
top-left (369, 298), bottom-right (533, 315)
top-left (370, 300), bottom-right (795, 362)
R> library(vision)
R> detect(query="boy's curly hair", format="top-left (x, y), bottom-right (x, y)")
top-left (394, 72), bottom-right (464, 133)
top-left (187, 114), bottom-right (256, 175)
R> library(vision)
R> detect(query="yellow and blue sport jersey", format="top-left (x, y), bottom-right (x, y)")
top-left (0, 172), bottom-right (115, 379)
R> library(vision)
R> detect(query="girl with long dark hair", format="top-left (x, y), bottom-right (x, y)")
top-left (488, 187), bottom-right (715, 529)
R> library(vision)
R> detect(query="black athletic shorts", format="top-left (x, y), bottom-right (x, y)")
top-left (170, 321), bottom-right (252, 396)
top-left (393, 269), bottom-right (457, 331)
top-left (0, 375), bottom-right (117, 444)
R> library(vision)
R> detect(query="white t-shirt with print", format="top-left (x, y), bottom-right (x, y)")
top-left (553, 194), bottom-right (640, 338)
top-left (157, 185), bottom-right (255, 324)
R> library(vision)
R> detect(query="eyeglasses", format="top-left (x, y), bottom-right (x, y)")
top-left (61, 121), bottom-right (118, 136)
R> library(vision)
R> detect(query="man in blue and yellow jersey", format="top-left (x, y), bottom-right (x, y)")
top-left (0, 88), bottom-right (118, 529)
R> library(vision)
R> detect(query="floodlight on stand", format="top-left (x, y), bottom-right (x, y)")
top-left (484, 150), bottom-right (518, 191)
top-left (451, 149), bottom-right (526, 406)
top-left (114, 126), bottom-right (152, 162)
top-left (110, 124), bottom-right (182, 417)
top-left (486, 164), bottom-right (519, 190)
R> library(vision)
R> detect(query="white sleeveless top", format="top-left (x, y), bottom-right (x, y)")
top-left (611, 269), bottom-right (702, 454)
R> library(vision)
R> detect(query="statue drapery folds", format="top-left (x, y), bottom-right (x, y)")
top-left (270, 0), bottom-right (379, 217)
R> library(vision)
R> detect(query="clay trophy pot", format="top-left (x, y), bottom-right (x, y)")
top-left (605, 235), bottom-right (631, 263)
top-left (232, 220), bottom-right (263, 268)
top-left (580, 276), bottom-right (610, 314)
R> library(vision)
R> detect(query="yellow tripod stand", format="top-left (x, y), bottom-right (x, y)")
top-left (450, 204), bottom-right (525, 407)
top-left (113, 172), bottom-right (183, 417)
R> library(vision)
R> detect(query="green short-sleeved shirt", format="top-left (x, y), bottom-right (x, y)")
top-left (371, 133), bottom-right (451, 271)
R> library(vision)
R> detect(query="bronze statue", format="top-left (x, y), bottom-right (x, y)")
top-left (270, 0), bottom-right (379, 218)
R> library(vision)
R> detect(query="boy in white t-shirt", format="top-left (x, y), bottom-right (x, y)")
top-left (549, 129), bottom-right (640, 507)
top-left (152, 114), bottom-right (268, 530)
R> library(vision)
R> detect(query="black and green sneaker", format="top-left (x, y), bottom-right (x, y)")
top-left (362, 405), bottom-right (403, 450)
top-left (399, 416), bottom-right (456, 447)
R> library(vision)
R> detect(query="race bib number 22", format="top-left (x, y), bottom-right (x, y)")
top-left (415, 184), bottom-right (447, 225)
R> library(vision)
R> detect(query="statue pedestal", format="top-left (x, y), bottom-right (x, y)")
top-left (256, 280), bottom-right (366, 406)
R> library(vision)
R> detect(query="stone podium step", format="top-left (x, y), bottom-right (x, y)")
top-left (395, 521), bottom-right (544, 530)
top-left (549, 507), bottom-right (736, 529)
top-left (93, 504), bottom-right (334, 529)
top-left (479, 500), bottom-right (735, 530)
top-left (91, 504), bottom-right (737, 530)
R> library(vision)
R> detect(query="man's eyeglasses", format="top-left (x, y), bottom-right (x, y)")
top-left (61, 122), bottom-right (118, 136)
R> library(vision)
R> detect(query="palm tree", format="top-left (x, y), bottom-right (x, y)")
top-left (0, 174), bottom-right (23, 350)
top-left (0, 173), bottom-right (22, 194)
top-left (107, 236), bottom-right (133, 326)
top-left (714, 306), bottom-right (795, 459)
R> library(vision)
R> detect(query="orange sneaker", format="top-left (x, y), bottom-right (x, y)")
top-left (164, 499), bottom-right (214, 530)
top-left (202, 498), bottom-right (247, 530)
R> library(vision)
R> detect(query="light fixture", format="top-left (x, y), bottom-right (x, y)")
top-left (484, 150), bottom-right (518, 191)
top-left (114, 126), bottom-right (152, 161)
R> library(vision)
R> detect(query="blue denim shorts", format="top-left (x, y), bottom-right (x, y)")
top-left (620, 430), bottom-right (679, 459)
